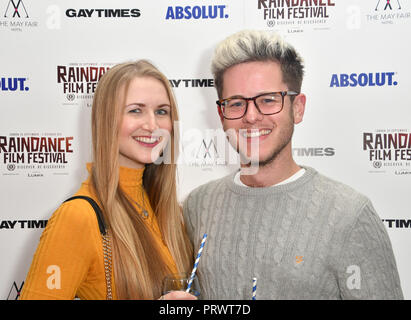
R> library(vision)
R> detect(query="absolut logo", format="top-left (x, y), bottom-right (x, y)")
top-left (165, 5), bottom-right (229, 20)
top-left (0, 77), bottom-right (29, 91)
top-left (330, 72), bottom-right (397, 88)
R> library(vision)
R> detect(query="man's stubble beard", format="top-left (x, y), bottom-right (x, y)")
top-left (238, 125), bottom-right (294, 169)
top-left (237, 110), bottom-right (295, 168)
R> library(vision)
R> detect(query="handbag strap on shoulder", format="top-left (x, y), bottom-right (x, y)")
top-left (64, 196), bottom-right (107, 235)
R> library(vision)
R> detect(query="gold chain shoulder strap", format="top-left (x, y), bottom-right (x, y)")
top-left (102, 231), bottom-right (113, 300)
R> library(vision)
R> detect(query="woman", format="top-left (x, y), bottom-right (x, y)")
top-left (20, 60), bottom-right (195, 300)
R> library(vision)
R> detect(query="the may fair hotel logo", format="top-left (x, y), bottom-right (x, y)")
top-left (366, 0), bottom-right (410, 25)
top-left (57, 63), bottom-right (113, 107)
top-left (255, 0), bottom-right (336, 32)
top-left (0, 0), bottom-right (40, 32)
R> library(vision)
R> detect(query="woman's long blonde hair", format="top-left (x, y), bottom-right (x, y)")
top-left (90, 60), bottom-right (192, 299)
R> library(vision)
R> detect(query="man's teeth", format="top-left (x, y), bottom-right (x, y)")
top-left (134, 136), bottom-right (161, 143)
top-left (241, 129), bottom-right (271, 138)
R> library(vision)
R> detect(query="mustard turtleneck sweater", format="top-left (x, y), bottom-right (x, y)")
top-left (20, 165), bottom-right (177, 300)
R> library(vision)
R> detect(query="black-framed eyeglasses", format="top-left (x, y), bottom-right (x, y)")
top-left (216, 91), bottom-right (299, 120)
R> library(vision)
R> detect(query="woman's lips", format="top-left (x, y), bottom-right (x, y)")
top-left (133, 135), bottom-right (162, 147)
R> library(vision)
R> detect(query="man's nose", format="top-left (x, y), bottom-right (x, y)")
top-left (243, 100), bottom-right (263, 123)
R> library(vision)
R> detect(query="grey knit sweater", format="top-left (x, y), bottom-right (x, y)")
top-left (183, 166), bottom-right (403, 300)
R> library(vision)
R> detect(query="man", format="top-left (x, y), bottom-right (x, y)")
top-left (183, 30), bottom-right (403, 299)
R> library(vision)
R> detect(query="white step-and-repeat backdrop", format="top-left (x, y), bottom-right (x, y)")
top-left (1, 0), bottom-right (410, 299)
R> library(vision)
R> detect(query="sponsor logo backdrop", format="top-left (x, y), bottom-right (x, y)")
top-left (1, 0), bottom-right (410, 299)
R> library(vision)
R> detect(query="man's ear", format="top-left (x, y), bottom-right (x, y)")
top-left (293, 93), bottom-right (306, 124)
top-left (217, 105), bottom-right (224, 123)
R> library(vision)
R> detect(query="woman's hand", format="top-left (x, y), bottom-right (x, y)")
top-left (159, 291), bottom-right (197, 300)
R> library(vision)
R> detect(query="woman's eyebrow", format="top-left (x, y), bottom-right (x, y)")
top-left (125, 102), bottom-right (145, 107)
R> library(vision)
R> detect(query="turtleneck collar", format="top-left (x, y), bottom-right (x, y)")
top-left (86, 163), bottom-right (145, 188)
top-left (118, 165), bottom-right (145, 187)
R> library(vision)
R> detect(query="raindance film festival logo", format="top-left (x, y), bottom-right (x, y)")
top-left (362, 129), bottom-right (411, 175)
top-left (0, 0), bottom-right (39, 31)
top-left (0, 133), bottom-right (74, 176)
top-left (257, 0), bottom-right (336, 32)
top-left (57, 63), bottom-right (113, 106)
top-left (366, 0), bottom-right (410, 24)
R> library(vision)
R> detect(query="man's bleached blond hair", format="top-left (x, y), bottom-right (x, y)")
top-left (211, 30), bottom-right (305, 98)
